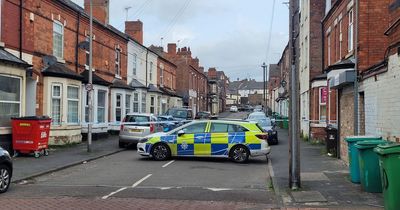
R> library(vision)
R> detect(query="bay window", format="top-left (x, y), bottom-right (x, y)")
top-left (150, 96), bottom-right (155, 114)
top-left (141, 92), bottom-right (146, 113)
top-left (97, 90), bottom-right (106, 123)
top-left (133, 92), bottom-right (139, 113)
top-left (115, 94), bottom-right (122, 121)
top-left (0, 75), bottom-right (21, 127)
top-left (67, 86), bottom-right (79, 124)
top-left (126, 94), bottom-right (131, 114)
top-left (51, 84), bottom-right (62, 125)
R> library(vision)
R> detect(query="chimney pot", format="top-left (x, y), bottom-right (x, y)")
top-left (167, 43), bottom-right (177, 55)
top-left (84, 0), bottom-right (109, 25)
top-left (125, 20), bottom-right (143, 44)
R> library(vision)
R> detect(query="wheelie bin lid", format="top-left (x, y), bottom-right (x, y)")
top-left (11, 116), bottom-right (51, 120)
top-left (355, 140), bottom-right (387, 150)
top-left (345, 136), bottom-right (382, 143)
top-left (373, 142), bottom-right (400, 155)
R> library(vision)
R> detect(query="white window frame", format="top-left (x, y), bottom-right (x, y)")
top-left (319, 87), bottom-right (327, 122)
top-left (149, 62), bottom-right (153, 81)
top-left (84, 90), bottom-right (89, 122)
top-left (67, 85), bottom-right (80, 125)
top-left (327, 33), bottom-right (331, 65)
top-left (125, 94), bottom-right (131, 114)
top-left (97, 89), bottom-right (107, 123)
top-left (132, 53), bottom-right (137, 76)
top-left (150, 96), bottom-right (155, 114)
top-left (157, 96), bottom-right (161, 115)
top-left (53, 20), bottom-right (64, 59)
top-left (133, 92), bottom-right (139, 113)
top-left (339, 19), bottom-right (343, 59)
top-left (115, 93), bottom-right (123, 122)
top-left (348, 8), bottom-right (354, 52)
top-left (115, 48), bottom-right (121, 77)
top-left (51, 83), bottom-right (62, 125)
top-left (160, 65), bottom-right (164, 87)
top-left (0, 75), bottom-right (22, 127)
top-left (141, 92), bottom-right (146, 113)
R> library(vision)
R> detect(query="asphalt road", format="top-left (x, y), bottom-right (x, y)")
top-left (2, 111), bottom-right (280, 209)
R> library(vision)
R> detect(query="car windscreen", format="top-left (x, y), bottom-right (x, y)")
top-left (165, 109), bottom-right (188, 119)
top-left (248, 114), bottom-right (266, 120)
top-left (256, 119), bottom-right (272, 127)
top-left (125, 115), bottom-right (150, 126)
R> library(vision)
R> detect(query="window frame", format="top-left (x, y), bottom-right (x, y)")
top-left (97, 89), bottom-right (107, 123)
top-left (150, 96), bottom-right (155, 114)
top-left (0, 74), bottom-right (22, 127)
top-left (115, 48), bottom-right (121, 77)
top-left (327, 32), bottom-right (331, 65)
top-left (125, 94), bottom-right (131, 115)
top-left (132, 53), bottom-right (137, 76)
top-left (115, 93), bottom-right (123, 122)
top-left (348, 8), bottom-right (354, 52)
top-left (67, 85), bottom-right (80, 125)
top-left (149, 62), bottom-right (153, 81)
top-left (51, 83), bottom-right (63, 125)
top-left (319, 87), bottom-right (327, 122)
top-left (53, 20), bottom-right (64, 59)
top-left (160, 65), bottom-right (164, 87)
top-left (180, 122), bottom-right (208, 134)
top-left (133, 92), bottom-right (139, 113)
top-left (141, 92), bottom-right (146, 113)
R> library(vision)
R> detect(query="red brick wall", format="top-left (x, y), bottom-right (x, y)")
top-left (2, 0), bottom-right (128, 115)
top-left (387, 0), bottom-right (400, 56)
top-left (309, 0), bottom-right (325, 80)
top-left (310, 127), bottom-right (327, 142)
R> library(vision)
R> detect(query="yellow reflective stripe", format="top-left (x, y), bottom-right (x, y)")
top-left (210, 133), bottom-right (228, 144)
top-left (194, 144), bottom-right (211, 155)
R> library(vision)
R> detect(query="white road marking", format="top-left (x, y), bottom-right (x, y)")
top-left (205, 187), bottom-right (232, 192)
top-left (102, 174), bottom-right (152, 199)
top-left (101, 187), bottom-right (127, 200)
top-left (162, 160), bottom-right (175, 168)
top-left (132, 174), bottom-right (152, 188)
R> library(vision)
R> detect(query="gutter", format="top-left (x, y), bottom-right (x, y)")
top-left (19, 0), bottom-right (22, 59)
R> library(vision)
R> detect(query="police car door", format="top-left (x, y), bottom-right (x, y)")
top-left (177, 122), bottom-right (208, 156)
top-left (209, 122), bottom-right (230, 156)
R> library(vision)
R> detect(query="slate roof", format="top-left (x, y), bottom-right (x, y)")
top-left (42, 63), bottom-right (83, 81)
top-left (159, 86), bottom-right (180, 97)
top-left (110, 78), bottom-right (135, 90)
top-left (147, 84), bottom-right (163, 93)
top-left (130, 79), bottom-right (147, 89)
top-left (228, 79), bottom-right (264, 91)
top-left (0, 48), bottom-right (30, 67)
top-left (80, 70), bottom-right (111, 86)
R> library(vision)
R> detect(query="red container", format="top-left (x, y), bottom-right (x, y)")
top-left (11, 116), bottom-right (51, 158)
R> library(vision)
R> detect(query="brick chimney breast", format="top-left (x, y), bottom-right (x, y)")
top-left (167, 43), bottom-right (177, 55)
top-left (84, 0), bottom-right (109, 25)
top-left (125, 20), bottom-right (143, 44)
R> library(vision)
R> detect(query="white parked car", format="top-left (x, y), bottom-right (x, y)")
top-left (230, 106), bottom-right (238, 112)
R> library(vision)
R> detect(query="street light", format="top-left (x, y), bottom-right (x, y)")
top-left (87, 0), bottom-right (93, 152)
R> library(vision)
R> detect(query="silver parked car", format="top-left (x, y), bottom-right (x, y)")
top-left (119, 113), bottom-right (161, 148)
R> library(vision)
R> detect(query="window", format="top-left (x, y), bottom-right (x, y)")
top-left (116, 94), bottom-right (122, 121)
top-left (115, 48), bottom-right (121, 76)
top-left (149, 62), bottom-right (153, 81)
top-left (0, 75), bottom-right (21, 127)
top-left (319, 87), bottom-right (328, 122)
top-left (51, 84), bottom-right (62, 125)
top-left (150, 96), bottom-right (155, 114)
top-left (181, 123), bottom-right (207, 134)
top-left (85, 91), bottom-right (89, 122)
top-left (339, 19), bottom-right (343, 59)
top-left (97, 90), bottom-right (106, 123)
top-left (132, 54), bottom-right (137, 76)
top-left (157, 96), bottom-right (161, 114)
top-left (67, 86), bottom-right (79, 124)
top-left (133, 92), bottom-right (139, 113)
top-left (327, 33), bottom-right (331, 65)
top-left (141, 92), bottom-right (146, 113)
top-left (53, 21), bottom-right (64, 59)
top-left (125, 94), bottom-right (131, 114)
top-left (210, 123), bottom-right (229, 133)
top-left (85, 37), bottom-right (90, 70)
top-left (348, 9), bottom-right (354, 52)
top-left (160, 65), bottom-right (164, 87)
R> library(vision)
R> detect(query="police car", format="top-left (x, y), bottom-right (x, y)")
top-left (137, 120), bottom-right (270, 163)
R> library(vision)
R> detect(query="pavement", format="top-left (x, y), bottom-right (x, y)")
top-left (270, 127), bottom-right (384, 209)
top-left (12, 134), bottom-right (124, 182)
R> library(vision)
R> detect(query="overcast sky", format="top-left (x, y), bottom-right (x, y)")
top-left (72, 0), bottom-right (289, 81)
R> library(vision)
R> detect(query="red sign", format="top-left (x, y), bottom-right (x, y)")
top-left (320, 87), bottom-right (328, 104)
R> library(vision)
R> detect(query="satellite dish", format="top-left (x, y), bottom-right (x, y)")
top-left (42, 55), bottom-right (57, 67)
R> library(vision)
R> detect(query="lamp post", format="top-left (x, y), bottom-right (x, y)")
top-left (87, 0), bottom-right (93, 152)
top-left (262, 62), bottom-right (267, 113)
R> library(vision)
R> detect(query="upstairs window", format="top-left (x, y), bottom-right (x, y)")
top-left (132, 54), bottom-right (137, 76)
top-left (149, 62), bottom-right (154, 81)
top-left (115, 48), bottom-right (121, 76)
top-left (348, 9), bottom-right (354, 52)
top-left (53, 21), bottom-right (64, 59)
top-left (160, 65), bottom-right (164, 87)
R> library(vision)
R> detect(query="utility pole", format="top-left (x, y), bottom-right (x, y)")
top-left (262, 62), bottom-right (267, 112)
top-left (87, 0), bottom-right (93, 152)
top-left (289, 0), bottom-right (300, 189)
top-left (353, 0), bottom-right (359, 135)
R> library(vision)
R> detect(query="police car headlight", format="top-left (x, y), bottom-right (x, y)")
top-left (139, 138), bottom-right (149, 143)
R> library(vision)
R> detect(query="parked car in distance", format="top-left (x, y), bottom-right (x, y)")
top-left (244, 105), bottom-right (254, 112)
top-left (157, 115), bottom-right (177, 132)
top-left (246, 111), bottom-right (267, 120)
top-left (0, 147), bottom-right (12, 193)
top-left (254, 105), bottom-right (263, 112)
top-left (230, 105), bottom-right (238, 112)
top-left (195, 111), bottom-right (211, 119)
top-left (255, 117), bottom-right (278, 145)
top-left (164, 107), bottom-right (193, 121)
top-left (119, 113), bottom-right (162, 148)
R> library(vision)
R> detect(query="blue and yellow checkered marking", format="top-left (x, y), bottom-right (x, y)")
top-left (194, 133), bottom-right (211, 143)
top-left (177, 143), bottom-right (194, 155)
top-left (160, 135), bottom-right (177, 144)
top-left (211, 144), bottom-right (228, 155)
top-left (228, 132), bottom-right (245, 144)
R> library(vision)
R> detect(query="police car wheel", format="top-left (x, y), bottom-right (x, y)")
top-left (230, 145), bottom-right (249, 163)
top-left (151, 143), bottom-right (171, 161)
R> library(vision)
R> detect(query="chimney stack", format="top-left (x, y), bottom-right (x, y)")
top-left (167, 43), bottom-right (177, 55)
top-left (84, 0), bottom-right (109, 25)
top-left (125, 20), bottom-right (143, 44)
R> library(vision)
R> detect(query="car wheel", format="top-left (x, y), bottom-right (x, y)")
top-left (0, 165), bottom-right (11, 194)
top-left (151, 143), bottom-right (171, 161)
top-left (230, 145), bottom-right (249, 163)
top-left (119, 141), bottom-right (126, 148)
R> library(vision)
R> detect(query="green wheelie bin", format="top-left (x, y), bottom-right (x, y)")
top-left (356, 140), bottom-right (387, 193)
top-left (345, 136), bottom-right (382, 183)
top-left (374, 143), bottom-right (400, 210)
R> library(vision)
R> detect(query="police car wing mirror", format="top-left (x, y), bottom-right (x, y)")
top-left (177, 130), bottom-right (185, 136)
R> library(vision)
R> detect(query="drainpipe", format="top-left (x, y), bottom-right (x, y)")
top-left (145, 50), bottom-right (149, 87)
top-left (75, 13), bottom-right (80, 72)
top-left (353, 0), bottom-right (359, 135)
top-left (19, 0), bottom-right (22, 59)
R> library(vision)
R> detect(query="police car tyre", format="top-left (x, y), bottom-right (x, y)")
top-left (229, 145), bottom-right (249, 163)
top-left (0, 165), bottom-right (11, 193)
top-left (119, 141), bottom-right (125, 148)
top-left (151, 143), bottom-right (171, 161)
